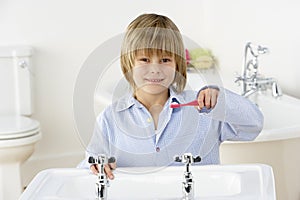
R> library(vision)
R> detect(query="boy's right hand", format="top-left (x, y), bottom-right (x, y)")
top-left (90, 162), bottom-right (116, 180)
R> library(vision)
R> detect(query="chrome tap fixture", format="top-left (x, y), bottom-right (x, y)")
top-left (88, 155), bottom-right (115, 200)
top-left (235, 42), bottom-right (282, 98)
top-left (174, 153), bottom-right (201, 200)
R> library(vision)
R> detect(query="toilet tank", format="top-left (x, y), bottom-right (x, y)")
top-left (0, 46), bottom-right (34, 116)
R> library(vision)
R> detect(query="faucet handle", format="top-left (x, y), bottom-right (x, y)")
top-left (174, 153), bottom-right (201, 164)
top-left (88, 155), bottom-right (116, 165)
top-left (174, 155), bottom-right (182, 162)
top-left (193, 156), bottom-right (201, 163)
top-left (234, 72), bottom-right (243, 86)
top-left (88, 156), bottom-right (96, 164)
top-left (88, 155), bottom-right (108, 165)
top-left (272, 81), bottom-right (282, 97)
top-left (108, 157), bottom-right (116, 163)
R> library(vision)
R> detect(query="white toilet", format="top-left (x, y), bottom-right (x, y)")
top-left (0, 46), bottom-right (41, 200)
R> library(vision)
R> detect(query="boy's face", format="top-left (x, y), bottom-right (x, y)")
top-left (132, 51), bottom-right (176, 95)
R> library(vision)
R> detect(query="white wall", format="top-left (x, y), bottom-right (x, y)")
top-left (1, 0), bottom-right (300, 196)
top-left (199, 0), bottom-right (300, 98)
top-left (201, 2), bottom-right (300, 199)
top-left (0, 0), bottom-right (208, 186)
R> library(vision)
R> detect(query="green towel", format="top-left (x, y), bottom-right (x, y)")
top-left (189, 48), bottom-right (216, 69)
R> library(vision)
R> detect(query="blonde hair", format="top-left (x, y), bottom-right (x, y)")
top-left (120, 13), bottom-right (187, 93)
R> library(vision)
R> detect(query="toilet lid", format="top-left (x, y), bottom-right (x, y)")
top-left (0, 115), bottom-right (40, 139)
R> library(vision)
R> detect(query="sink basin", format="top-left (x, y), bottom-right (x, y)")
top-left (20, 164), bottom-right (276, 200)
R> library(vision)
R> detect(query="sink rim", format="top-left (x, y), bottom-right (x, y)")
top-left (20, 164), bottom-right (276, 200)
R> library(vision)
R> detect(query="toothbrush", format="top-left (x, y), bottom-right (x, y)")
top-left (170, 100), bottom-right (199, 108)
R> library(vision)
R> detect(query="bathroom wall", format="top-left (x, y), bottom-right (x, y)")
top-left (0, 0), bottom-right (208, 187)
top-left (198, 0), bottom-right (300, 99)
top-left (1, 0), bottom-right (300, 199)
top-left (200, 1), bottom-right (300, 199)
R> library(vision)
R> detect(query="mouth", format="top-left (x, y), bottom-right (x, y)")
top-left (145, 78), bottom-right (164, 83)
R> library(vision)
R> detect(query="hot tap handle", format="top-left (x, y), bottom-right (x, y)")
top-left (174, 155), bottom-right (182, 162)
top-left (88, 156), bottom-right (96, 164)
top-left (88, 155), bottom-right (115, 165)
top-left (88, 156), bottom-right (106, 164)
top-left (88, 156), bottom-right (116, 164)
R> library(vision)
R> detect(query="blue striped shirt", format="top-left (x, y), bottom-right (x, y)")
top-left (78, 87), bottom-right (263, 168)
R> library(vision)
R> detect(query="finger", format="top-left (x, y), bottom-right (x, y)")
top-left (210, 90), bottom-right (218, 108)
top-left (197, 91), bottom-right (205, 109)
top-left (90, 164), bottom-right (99, 175)
top-left (108, 162), bottom-right (117, 170)
top-left (204, 90), bottom-right (212, 109)
top-left (104, 164), bottom-right (114, 180)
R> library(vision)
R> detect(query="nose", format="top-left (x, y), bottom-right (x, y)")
top-left (149, 63), bottom-right (161, 74)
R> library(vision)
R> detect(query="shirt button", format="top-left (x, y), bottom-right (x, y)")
top-left (147, 118), bottom-right (152, 123)
top-left (156, 147), bottom-right (160, 152)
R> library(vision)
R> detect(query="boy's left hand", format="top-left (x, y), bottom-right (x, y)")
top-left (197, 88), bottom-right (219, 110)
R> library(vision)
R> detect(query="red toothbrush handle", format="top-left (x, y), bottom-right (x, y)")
top-left (170, 100), bottom-right (199, 108)
top-left (185, 100), bottom-right (199, 106)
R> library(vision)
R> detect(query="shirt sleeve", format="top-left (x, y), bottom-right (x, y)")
top-left (207, 87), bottom-right (264, 142)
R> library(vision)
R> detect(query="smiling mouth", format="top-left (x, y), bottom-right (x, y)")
top-left (145, 78), bottom-right (164, 83)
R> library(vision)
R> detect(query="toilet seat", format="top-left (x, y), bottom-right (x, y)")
top-left (0, 115), bottom-right (40, 140)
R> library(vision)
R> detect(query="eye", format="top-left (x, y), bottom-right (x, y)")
top-left (161, 58), bottom-right (172, 63)
top-left (138, 57), bottom-right (150, 63)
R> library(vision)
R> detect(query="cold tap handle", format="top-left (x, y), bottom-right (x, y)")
top-left (108, 157), bottom-right (116, 163)
top-left (193, 156), bottom-right (201, 163)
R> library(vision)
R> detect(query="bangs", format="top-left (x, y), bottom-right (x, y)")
top-left (134, 48), bottom-right (174, 58)
top-left (123, 27), bottom-right (184, 59)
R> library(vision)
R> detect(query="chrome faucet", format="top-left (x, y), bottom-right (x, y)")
top-left (174, 153), bottom-right (201, 200)
top-left (88, 155), bottom-right (115, 200)
top-left (235, 42), bottom-right (282, 98)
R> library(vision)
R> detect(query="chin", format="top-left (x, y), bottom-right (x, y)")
top-left (142, 84), bottom-right (169, 95)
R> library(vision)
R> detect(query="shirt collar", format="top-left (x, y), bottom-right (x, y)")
top-left (115, 88), bottom-right (187, 112)
top-left (169, 88), bottom-right (185, 104)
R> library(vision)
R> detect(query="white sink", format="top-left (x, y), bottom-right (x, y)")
top-left (20, 164), bottom-right (276, 200)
